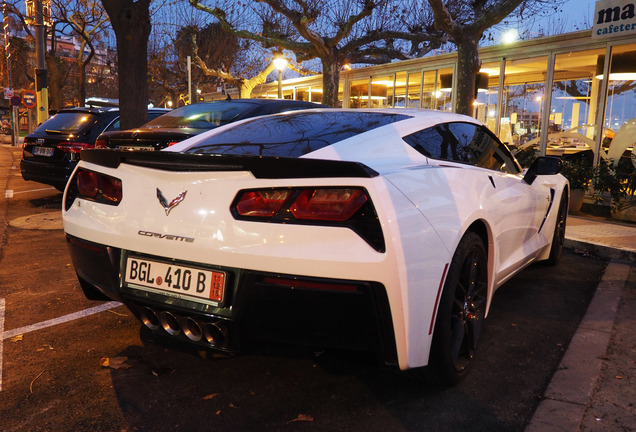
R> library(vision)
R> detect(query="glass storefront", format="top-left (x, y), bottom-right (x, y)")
top-left (474, 61), bottom-right (501, 135)
top-left (248, 31), bottom-right (636, 185)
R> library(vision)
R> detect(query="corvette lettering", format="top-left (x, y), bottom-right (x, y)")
top-left (138, 230), bottom-right (194, 243)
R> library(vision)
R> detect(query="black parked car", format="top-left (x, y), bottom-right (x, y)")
top-left (20, 106), bottom-right (169, 191)
top-left (96, 99), bottom-right (327, 151)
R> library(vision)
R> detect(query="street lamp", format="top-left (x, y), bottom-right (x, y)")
top-left (273, 55), bottom-right (287, 99)
top-left (502, 29), bottom-right (519, 44)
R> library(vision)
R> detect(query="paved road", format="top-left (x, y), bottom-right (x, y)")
top-left (0, 145), bottom-right (609, 432)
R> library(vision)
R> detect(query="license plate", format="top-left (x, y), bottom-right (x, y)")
top-left (117, 145), bottom-right (155, 151)
top-left (124, 257), bottom-right (225, 303)
top-left (33, 146), bottom-right (54, 157)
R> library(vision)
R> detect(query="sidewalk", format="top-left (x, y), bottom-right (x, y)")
top-left (526, 215), bottom-right (636, 431)
top-left (565, 215), bottom-right (636, 263)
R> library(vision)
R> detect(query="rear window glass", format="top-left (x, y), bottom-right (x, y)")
top-left (33, 112), bottom-right (98, 135)
top-left (144, 102), bottom-right (257, 129)
top-left (185, 111), bottom-right (411, 157)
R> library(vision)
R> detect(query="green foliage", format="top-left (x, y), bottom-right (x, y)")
top-left (514, 147), bottom-right (539, 169)
top-left (561, 158), bottom-right (593, 190)
top-left (591, 159), bottom-right (628, 211)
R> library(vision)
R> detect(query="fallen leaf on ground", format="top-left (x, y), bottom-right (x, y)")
top-left (616, 375), bottom-right (624, 379)
top-left (107, 309), bottom-right (127, 317)
top-left (99, 357), bottom-right (133, 370)
top-left (289, 414), bottom-right (314, 423)
top-left (204, 393), bottom-right (220, 400)
top-left (30, 370), bottom-right (46, 394)
top-left (10, 335), bottom-right (23, 342)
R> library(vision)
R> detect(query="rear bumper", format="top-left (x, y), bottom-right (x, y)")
top-left (20, 158), bottom-right (74, 190)
top-left (66, 234), bottom-right (398, 366)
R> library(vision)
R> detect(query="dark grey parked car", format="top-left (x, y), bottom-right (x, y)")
top-left (20, 106), bottom-right (169, 191)
top-left (96, 99), bottom-right (327, 152)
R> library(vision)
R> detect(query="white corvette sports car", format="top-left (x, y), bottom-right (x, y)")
top-left (63, 109), bottom-right (568, 384)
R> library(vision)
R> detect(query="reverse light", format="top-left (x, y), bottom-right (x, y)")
top-left (76, 169), bottom-right (122, 204)
top-left (263, 276), bottom-right (358, 293)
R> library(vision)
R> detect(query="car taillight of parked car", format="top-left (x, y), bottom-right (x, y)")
top-left (94, 139), bottom-right (107, 149)
top-left (75, 169), bottom-right (122, 205)
top-left (57, 142), bottom-right (94, 153)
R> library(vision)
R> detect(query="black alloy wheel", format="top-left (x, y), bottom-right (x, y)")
top-left (428, 231), bottom-right (488, 385)
top-left (546, 192), bottom-right (568, 266)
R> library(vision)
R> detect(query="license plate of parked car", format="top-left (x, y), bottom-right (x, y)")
top-left (116, 145), bottom-right (155, 151)
top-left (124, 256), bottom-right (226, 303)
top-left (33, 146), bottom-right (54, 157)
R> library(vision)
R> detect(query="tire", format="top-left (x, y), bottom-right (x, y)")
top-left (545, 191), bottom-right (568, 266)
top-left (426, 231), bottom-right (488, 385)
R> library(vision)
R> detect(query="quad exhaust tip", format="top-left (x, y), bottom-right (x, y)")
top-left (139, 307), bottom-right (160, 331)
top-left (138, 306), bottom-right (227, 347)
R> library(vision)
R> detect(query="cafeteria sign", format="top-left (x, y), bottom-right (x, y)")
top-left (593, 0), bottom-right (636, 38)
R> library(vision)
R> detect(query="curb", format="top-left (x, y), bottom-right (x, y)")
top-left (565, 238), bottom-right (636, 263)
top-left (525, 260), bottom-right (631, 431)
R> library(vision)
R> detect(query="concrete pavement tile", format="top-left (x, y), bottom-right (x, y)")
top-left (578, 280), bottom-right (625, 334)
top-left (543, 327), bottom-right (610, 405)
top-left (525, 399), bottom-right (586, 432)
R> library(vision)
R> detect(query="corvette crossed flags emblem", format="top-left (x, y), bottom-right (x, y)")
top-left (156, 188), bottom-right (187, 215)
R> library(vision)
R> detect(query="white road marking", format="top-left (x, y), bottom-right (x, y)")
top-left (2, 301), bottom-right (123, 340)
top-left (0, 298), bottom-right (5, 391)
top-left (0, 300), bottom-right (123, 392)
top-left (4, 190), bottom-right (12, 198)
top-left (10, 187), bottom-right (57, 195)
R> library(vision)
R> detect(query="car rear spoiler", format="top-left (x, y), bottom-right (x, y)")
top-left (80, 149), bottom-right (379, 179)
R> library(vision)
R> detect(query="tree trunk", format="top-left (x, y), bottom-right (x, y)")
top-left (45, 54), bottom-right (63, 111)
top-left (78, 63), bottom-right (86, 107)
top-left (454, 36), bottom-right (481, 116)
top-left (321, 57), bottom-right (340, 108)
top-left (238, 82), bottom-right (249, 99)
top-left (102, 0), bottom-right (151, 129)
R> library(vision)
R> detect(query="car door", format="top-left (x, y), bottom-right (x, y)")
top-left (403, 122), bottom-right (550, 277)
top-left (445, 123), bottom-right (550, 275)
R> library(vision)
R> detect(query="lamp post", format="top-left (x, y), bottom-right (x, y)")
top-left (3, 1), bottom-right (18, 145)
top-left (26, 0), bottom-right (50, 124)
top-left (273, 55), bottom-right (287, 99)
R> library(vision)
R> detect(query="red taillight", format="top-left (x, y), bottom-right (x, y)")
top-left (291, 188), bottom-right (367, 221)
top-left (167, 141), bottom-right (180, 147)
top-left (234, 187), bottom-right (367, 221)
top-left (94, 139), bottom-right (107, 149)
top-left (232, 186), bottom-right (384, 252)
top-left (57, 142), bottom-right (93, 153)
top-left (235, 189), bottom-right (292, 217)
top-left (76, 169), bottom-right (122, 203)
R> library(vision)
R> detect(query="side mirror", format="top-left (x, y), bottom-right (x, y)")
top-left (523, 156), bottom-right (562, 185)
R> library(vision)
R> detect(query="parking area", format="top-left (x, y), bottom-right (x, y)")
top-left (0, 144), bottom-right (609, 432)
